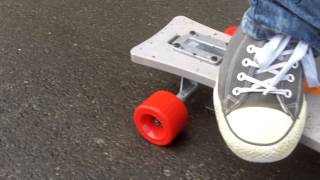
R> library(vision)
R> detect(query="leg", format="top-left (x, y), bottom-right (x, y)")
top-left (242, 0), bottom-right (320, 49)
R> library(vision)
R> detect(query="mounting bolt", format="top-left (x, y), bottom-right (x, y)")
top-left (211, 56), bottom-right (218, 62)
top-left (173, 43), bottom-right (181, 48)
top-left (189, 31), bottom-right (196, 35)
top-left (211, 56), bottom-right (222, 65)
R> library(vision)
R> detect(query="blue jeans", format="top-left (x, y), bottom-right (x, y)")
top-left (241, 0), bottom-right (320, 50)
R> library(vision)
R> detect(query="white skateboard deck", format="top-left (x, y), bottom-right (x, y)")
top-left (130, 16), bottom-right (320, 152)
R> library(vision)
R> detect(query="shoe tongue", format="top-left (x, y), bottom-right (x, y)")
top-left (254, 36), bottom-right (293, 69)
top-left (241, 92), bottom-right (281, 110)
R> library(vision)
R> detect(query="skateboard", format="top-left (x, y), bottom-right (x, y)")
top-left (130, 16), bottom-right (320, 152)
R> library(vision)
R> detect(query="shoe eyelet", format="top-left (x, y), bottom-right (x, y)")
top-left (292, 63), bottom-right (299, 69)
top-left (247, 45), bottom-right (256, 53)
top-left (285, 90), bottom-right (292, 98)
top-left (287, 74), bottom-right (295, 82)
top-left (242, 58), bottom-right (250, 67)
top-left (237, 72), bottom-right (246, 81)
top-left (232, 87), bottom-right (241, 96)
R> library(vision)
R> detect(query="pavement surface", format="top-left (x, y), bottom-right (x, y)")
top-left (0, 0), bottom-right (320, 179)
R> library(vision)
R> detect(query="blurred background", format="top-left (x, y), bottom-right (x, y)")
top-left (0, 0), bottom-right (319, 179)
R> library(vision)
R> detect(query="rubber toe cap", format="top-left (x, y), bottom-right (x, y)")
top-left (227, 107), bottom-right (293, 145)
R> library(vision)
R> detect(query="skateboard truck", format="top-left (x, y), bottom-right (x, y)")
top-left (176, 78), bottom-right (199, 102)
top-left (131, 16), bottom-right (320, 152)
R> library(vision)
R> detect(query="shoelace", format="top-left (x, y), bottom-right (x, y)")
top-left (232, 34), bottom-right (320, 98)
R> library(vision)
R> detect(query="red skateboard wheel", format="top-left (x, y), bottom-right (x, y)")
top-left (224, 26), bottom-right (238, 36)
top-left (134, 90), bottom-right (188, 146)
top-left (304, 81), bottom-right (320, 96)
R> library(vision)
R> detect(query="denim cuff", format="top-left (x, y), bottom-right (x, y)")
top-left (241, 11), bottom-right (277, 41)
top-left (240, 0), bottom-right (320, 50)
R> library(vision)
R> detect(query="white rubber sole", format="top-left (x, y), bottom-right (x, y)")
top-left (213, 86), bottom-right (307, 163)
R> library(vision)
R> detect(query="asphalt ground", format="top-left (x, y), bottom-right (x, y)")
top-left (0, 0), bottom-right (320, 179)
